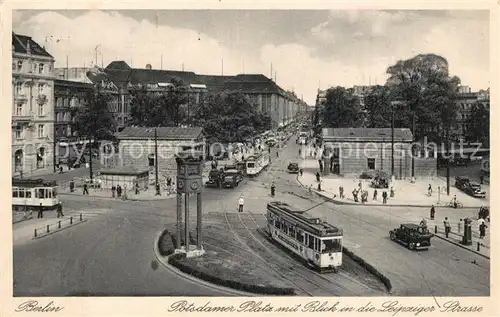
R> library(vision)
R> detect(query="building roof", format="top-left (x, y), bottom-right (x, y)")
top-left (105, 61), bottom-right (132, 70)
top-left (322, 128), bottom-right (413, 141)
top-left (12, 32), bottom-right (53, 58)
top-left (115, 126), bottom-right (203, 140)
top-left (128, 69), bottom-right (199, 85)
top-left (54, 79), bottom-right (94, 90)
top-left (224, 74), bottom-right (285, 95)
top-left (196, 75), bottom-right (234, 91)
top-left (99, 165), bottom-right (149, 176)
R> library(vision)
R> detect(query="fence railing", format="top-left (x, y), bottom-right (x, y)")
top-left (33, 213), bottom-right (84, 238)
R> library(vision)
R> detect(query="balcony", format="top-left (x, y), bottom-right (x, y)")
top-left (14, 92), bottom-right (28, 101)
top-left (12, 113), bottom-right (34, 122)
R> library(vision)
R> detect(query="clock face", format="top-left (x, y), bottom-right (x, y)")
top-left (190, 180), bottom-right (199, 190)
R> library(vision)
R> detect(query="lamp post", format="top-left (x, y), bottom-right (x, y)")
top-left (155, 128), bottom-right (160, 196)
top-left (390, 101), bottom-right (404, 179)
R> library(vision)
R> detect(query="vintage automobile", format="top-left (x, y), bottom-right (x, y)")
top-left (389, 223), bottom-right (432, 250)
top-left (222, 175), bottom-right (239, 188)
top-left (225, 169), bottom-right (243, 183)
top-left (371, 171), bottom-right (390, 189)
top-left (455, 176), bottom-right (486, 198)
top-left (287, 162), bottom-right (300, 173)
top-left (205, 169), bottom-right (225, 188)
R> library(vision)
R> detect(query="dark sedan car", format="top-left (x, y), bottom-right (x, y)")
top-left (389, 223), bottom-right (432, 250)
top-left (287, 163), bottom-right (300, 173)
top-left (222, 175), bottom-right (239, 188)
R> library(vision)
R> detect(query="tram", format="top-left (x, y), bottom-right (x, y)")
top-left (266, 201), bottom-right (343, 272)
top-left (12, 178), bottom-right (60, 211)
top-left (246, 151), bottom-right (270, 176)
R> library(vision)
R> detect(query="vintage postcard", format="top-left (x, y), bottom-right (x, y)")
top-left (0, 0), bottom-right (498, 316)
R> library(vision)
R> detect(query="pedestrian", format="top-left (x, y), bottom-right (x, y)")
top-left (135, 182), bottom-right (140, 195)
top-left (156, 183), bottom-right (161, 195)
top-left (116, 185), bottom-right (122, 198)
top-left (390, 187), bottom-right (395, 198)
top-left (382, 191), bottom-right (388, 204)
top-left (276, 151), bottom-right (279, 157)
top-left (111, 185), bottom-right (116, 198)
top-left (122, 184), bottom-right (128, 200)
top-left (69, 180), bottom-right (75, 193)
top-left (352, 189), bottom-right (359, 202)
top-left (339, 186), bottom-right (344, 199)
top-left (56, 202), bottom-right (64, 218)
top-left (83, 183), bottom-right (89, 195)
top-left (444, 217), bottom-right (451, 238)
top-left (271, 182), bottom-right (275, 197)
top-left (452, 195), bottom-right (458, 209)
top-left (420, 218), bottom-right (427, 228)
top-left (479, 222), bottom-right (487, 239)
top-left (373, 189), bottom-right (378, 201)
top-left (238, 195), bottom-right (244, 213)
top-left (428, 184), bottom-right (433, 196)
top-left (316, 171), bottom-right (320, 182)
top-left (37, 203), bottom-right (43, 219)
top-left (480, 174), bottom-right (484, 185)
top-left (458, 219), bottom-right (462, 234)
top-left (299, 168), bottom-right (303, 176)
top-left (308, 185), bottom-right (312, 195)
top-left (430, 205), bottom-right (435, 220)
top-left (318, 181), bottom-right (322, 191)
top-left (59, 165), bottom-right (63, 174)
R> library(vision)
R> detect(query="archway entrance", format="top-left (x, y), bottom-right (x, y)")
top-left (37, 147), bottom-right (46, 169)
top-left (14, 149), bottom-right (23, 172)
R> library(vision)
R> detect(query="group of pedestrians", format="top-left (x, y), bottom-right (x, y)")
top-left (427, 205), bottom-right (489, 240)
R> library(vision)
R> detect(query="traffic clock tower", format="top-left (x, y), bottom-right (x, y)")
top-left (175, 150), bottom-right (205, 257)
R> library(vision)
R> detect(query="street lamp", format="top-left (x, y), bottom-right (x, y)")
top-left (155, 128), bottom-right (161, 196)
top-left (390, 101), bottom-right (405, 179)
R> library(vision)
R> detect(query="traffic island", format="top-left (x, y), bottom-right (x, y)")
top-left (157, 229), bottom-right (295, 295)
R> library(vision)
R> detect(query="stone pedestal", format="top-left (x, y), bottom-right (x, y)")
top-left (175, 245), bottom-right (205, 258)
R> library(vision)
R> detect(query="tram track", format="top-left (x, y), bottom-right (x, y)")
top-left (220, 210), bottom-right (364, 295)
top-left (221, 211), bottom-right (316, 296)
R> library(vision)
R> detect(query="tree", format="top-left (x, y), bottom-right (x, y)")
top-left (128, 77), bottom-right (189, 127)
top-left (192, 92), bottom-right (271, 143)
top-left (364, 85), bottom-right (392, 128)
top-left (386, 54), bottom-right (461, 143)
top-left (72, 87), bottom-right (117, 141)
top-left (321, 86), bottom-right (363, 128)
top-left (465, 101), bottom-right (490, 147)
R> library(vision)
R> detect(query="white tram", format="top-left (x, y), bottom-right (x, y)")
top-left (246, 151), bottom-right (270, 176)
top-left (12, 178), bottom-right (60, 211)
top-left (266, 201), bottom-right (343, 272)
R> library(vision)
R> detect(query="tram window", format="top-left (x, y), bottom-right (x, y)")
top-left (26, 191), bottom-right (32, 198)
top-left (321, 239), bottom-right (342, 253)
top-left (308, 234), bottom-right (315, 249)
top-left (53, 188), bottom-right (57, 197)
top-left (297, 231), bottom-right (304, 244)
top-left (289, 226), bottom-right (296, 237)
top-left (19, 189), bottom-right (25, 198)
top-left (38, 189), bottom-right (45, 199)
top-left (274, 219), bottom-right (280, 229)
top-left (13, 189), bottom-right (18, 198)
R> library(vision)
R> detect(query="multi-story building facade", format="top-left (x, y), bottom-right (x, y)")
top-left (54, 79), bottom-right (94, 161)
top-left (453, 86), bottom-right (490, 141)
top-left (12, 32), bottom-right (56, 175)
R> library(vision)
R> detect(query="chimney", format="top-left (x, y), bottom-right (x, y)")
top-left (145, 64), bottom-right (152, 70)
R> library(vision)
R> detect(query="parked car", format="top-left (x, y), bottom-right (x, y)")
top-left (287, 162), bottom-right (300, 173)
top-left (455, 176), bottom-right (486, 198)
top-left (390, 223), bottom-right (432, 250)
top-left (222, 175), bottom-right (239, 188)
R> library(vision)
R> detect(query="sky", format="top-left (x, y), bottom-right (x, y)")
top-left (12, 10), bottom-right (490, 105)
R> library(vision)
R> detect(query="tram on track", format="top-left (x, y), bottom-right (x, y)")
top-left (266, 201), bottom-right (343, 272)
top-left (12, 178), bottom-right (60, 211)
top-left (246, 151), bottom-right (270, 176)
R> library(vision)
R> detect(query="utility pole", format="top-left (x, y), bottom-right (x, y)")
top-left (411, 112), bottom-right (416, 178)
top-left (155, 128), bottom-right (160, 195)
top-left (446, 124), bottom-right (450, 196)
top-left (89, 136), bottom-right (93, 181)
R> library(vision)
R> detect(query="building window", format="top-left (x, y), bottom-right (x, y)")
top-left (17, 60), bottom-right (23, 72)
top-left (15, 126), bottom-right (22, 139)
top-left (38, 63), bottom-right (44, 74)
top-left (15, 83), bottom-right (23, 95)
top-left (32, 63), bottom-right (37, 73)
top-left (38, 124), bottom-right (44, 138)
top-left (37, 83), bottom-right (44, 94)
top-left (16, 103), bottom-right (23, 116)
top-left (367, 158), bottom-right (376, 170)
top-left (38, 104), bottom-right (44, 116)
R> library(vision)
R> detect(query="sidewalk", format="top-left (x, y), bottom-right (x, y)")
top-left (299, 159), bottom-right (489, 208)
top-left (13, 208), bottom-right (85, 245)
